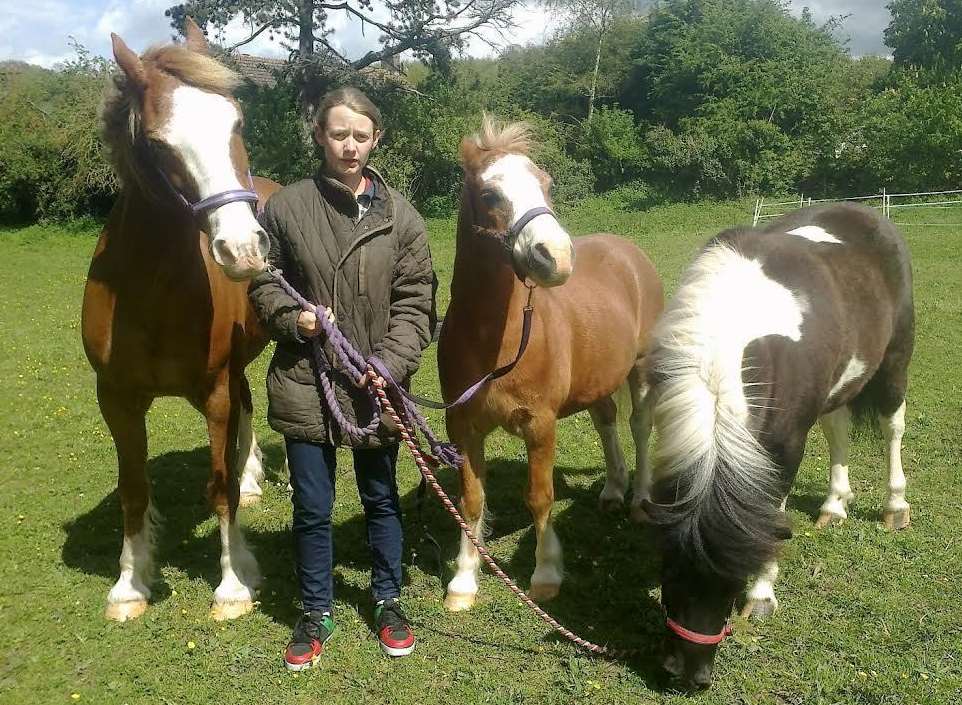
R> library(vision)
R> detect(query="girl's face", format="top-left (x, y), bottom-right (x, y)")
top-left (315, 104), bottom-right (380, 183)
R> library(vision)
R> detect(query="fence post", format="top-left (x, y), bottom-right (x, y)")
top-left (753, 197), bottom-right (762, 226)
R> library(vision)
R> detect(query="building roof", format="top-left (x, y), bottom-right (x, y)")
top-left (229, 53), bottom-right (287, 87)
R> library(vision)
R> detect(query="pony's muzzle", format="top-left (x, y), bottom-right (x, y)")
top-left (523, 238), bottom-right (573, 287)
top-left (210, 230), bottom-right (269, 280)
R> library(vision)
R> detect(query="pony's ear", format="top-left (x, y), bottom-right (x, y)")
top-left (184, 17), bottom-right (209, 55)
top-left (111, 33), bottom-right (146, 89)
top-left (459, 136), bottom-right (481, 171)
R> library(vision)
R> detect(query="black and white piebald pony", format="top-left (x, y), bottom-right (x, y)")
top-left (643, 203), bottom-right (914, 689)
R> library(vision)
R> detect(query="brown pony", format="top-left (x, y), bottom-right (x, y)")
top-left (82, 21), bottom-right (280, 622)
top-left (438, 117), bottom-right (664, 610)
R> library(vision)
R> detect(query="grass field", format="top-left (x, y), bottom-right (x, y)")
top-left (1, 197), bottom-right (960, 705)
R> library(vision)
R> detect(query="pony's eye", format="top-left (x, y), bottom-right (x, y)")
top-left (480, 190), bottom-right (501, 206)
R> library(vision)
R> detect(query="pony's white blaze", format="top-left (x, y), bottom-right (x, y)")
top-left (828, 356), bottom-right (867, 401)
top-left (106, 503), bottom-right (157, 621)
top-left (651, 246), bottom-right (803, 500)
top-left (785, 225), bottom-right (843, 244)
top-left (481, 154), bottom-right (572, 284)
top-left (163, 86), bottom-right (265, 276)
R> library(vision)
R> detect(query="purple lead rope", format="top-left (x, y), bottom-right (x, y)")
top-left (267, 267), bottom-right (462, 465)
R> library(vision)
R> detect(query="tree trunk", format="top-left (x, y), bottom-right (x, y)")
top-left (588, 27), bottom-right (604, 123)
top-left (298, 0), bottom-right (314, 60)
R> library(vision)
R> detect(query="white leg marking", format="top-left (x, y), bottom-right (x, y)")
top-left (106, 503), bottom-right (158, 621)
top-left (882, 401), bottom-right (910, 527)
top-left (237, 404), bottom-right (264, 506)
top-left (818, 406), bottom-right (853, 523)
top-left (529, 520), bottom-right (563, 599)
top-left (629, 381), bottom-right (653, 520)
top-left (746, 560), bottom-right (780, 614)
top-left (590, 404), bottom-right (628, 509)
top-left (445, 502), bottom-right (485, 610)
top-left (744, 496), bottom-right (786, 617)
top-left (785, 225), bottom-right (843, 244)
top-left (211, 513), bottom-right (261, 620)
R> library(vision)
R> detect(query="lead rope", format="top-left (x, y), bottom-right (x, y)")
top-left (369, 371), bottom-right (634, 658)
top-left (265, 264), bottom-right (633, 657)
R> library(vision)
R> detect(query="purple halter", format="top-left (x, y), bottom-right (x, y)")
top-left (155, 165), bottom-right (261, 217)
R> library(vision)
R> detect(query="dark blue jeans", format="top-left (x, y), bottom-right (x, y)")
top-left (285, 438), bottom-right (403, 613)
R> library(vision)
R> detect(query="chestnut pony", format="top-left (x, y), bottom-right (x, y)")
top-left (82, 21), bottom-right (280, 622)
top-left (438, 117), bottom-right (664, 610)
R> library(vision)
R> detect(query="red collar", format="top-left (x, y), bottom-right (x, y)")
top-left (666, 617), bottom-right (732, 645)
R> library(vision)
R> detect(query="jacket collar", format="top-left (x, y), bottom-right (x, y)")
top-left (315, 166), bottom-right (393, 221)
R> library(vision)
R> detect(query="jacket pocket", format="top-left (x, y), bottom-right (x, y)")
top-left (357, 246), bottom-right (367, 295)
top-left (268, 345), bottom-right (316, 385)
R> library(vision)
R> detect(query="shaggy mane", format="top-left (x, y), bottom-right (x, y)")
top-left (99, 44), bottom-right (240, 190)
top-left (460, 113), bottom-right (533, 172)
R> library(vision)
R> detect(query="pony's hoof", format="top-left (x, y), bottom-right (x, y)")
top-left (239, 492), bottom-right (262, 508)
top-left (443, 592), bottom-right (477, 612)
top-left (815, 511), bottom-right (844, 529)
top-left (210, 599), bottom-right (254, 621)
top-left (528, 582), bottom-right (560, 602)
top-left (630, 503), bottom-right (651, 524)
top-left (105, 600), bottom-right (147, 622)
top-left (741, 598), bottom-right (777, 619)
top-left (598, 496), bottom-right (624, 513)
top-left (883, 506), bottom-right (911, 531)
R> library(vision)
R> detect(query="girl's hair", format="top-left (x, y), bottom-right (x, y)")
top-left (314, 87), bottom-right (383, 132)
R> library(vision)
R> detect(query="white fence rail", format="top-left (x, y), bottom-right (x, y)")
top-left (752, 189), bottom-right (962, 226)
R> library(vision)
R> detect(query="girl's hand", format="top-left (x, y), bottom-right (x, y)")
top-left (296, 310), bottom-right (319, 337)
top-left (296, 307), bottom-right (334, 338)
top-left (354, 369), bottom-right (386, 389)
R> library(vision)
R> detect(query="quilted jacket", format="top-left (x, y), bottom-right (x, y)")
top-left (248, 167), bottom-right (435, 447)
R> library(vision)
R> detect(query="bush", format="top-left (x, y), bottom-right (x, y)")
top-left (576, 107), bottom-right (645, 190)
top-left (0, 46), bottom-right (117, 223)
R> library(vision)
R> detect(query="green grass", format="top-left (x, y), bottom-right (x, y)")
top-left (1, 199), bottom-right (961, 705)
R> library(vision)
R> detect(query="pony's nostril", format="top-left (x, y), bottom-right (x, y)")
top-left (531, 242), bottom-right (555, 270)
top-left (211, 239), bottom-right (237, 266)
top-left (691, 664), bottom-right (714, 690)
top-left (256, 230), bottom-right (270, 259)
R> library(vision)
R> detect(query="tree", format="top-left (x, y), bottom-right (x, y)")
top-left (614, 0), bottom-right (871, 197)
top-left (166, 0), bottom-right (519, 72)
top-left (539, 0), bottom-right (641, 122)
top-left (495, 16), bottom-right (644, 120)
top-left (885, 0), bottom-right (962, 75)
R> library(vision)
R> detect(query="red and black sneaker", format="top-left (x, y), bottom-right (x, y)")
top-left (284, 610), bottom-right (334, 671)
top-left (374, 598), bottom-right (416, 657)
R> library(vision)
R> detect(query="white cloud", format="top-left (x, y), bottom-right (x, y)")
top-left (0, 0), bottom-right (891, 71)
top-left (0, 0), bottom-right (560, 69)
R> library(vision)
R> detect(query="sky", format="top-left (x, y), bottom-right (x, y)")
top-left (0, 0), bottom-right (892, 70)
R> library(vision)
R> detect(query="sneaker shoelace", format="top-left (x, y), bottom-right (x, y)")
top-left (294, 612), bottom-right (331, 643)
top-left (377, 601), bottom-right (410, 635)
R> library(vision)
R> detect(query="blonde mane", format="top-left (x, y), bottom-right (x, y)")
top-left (461, 114), bottom-right (533, 173)
top-left (100, 44), bottom-right (241, 191)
